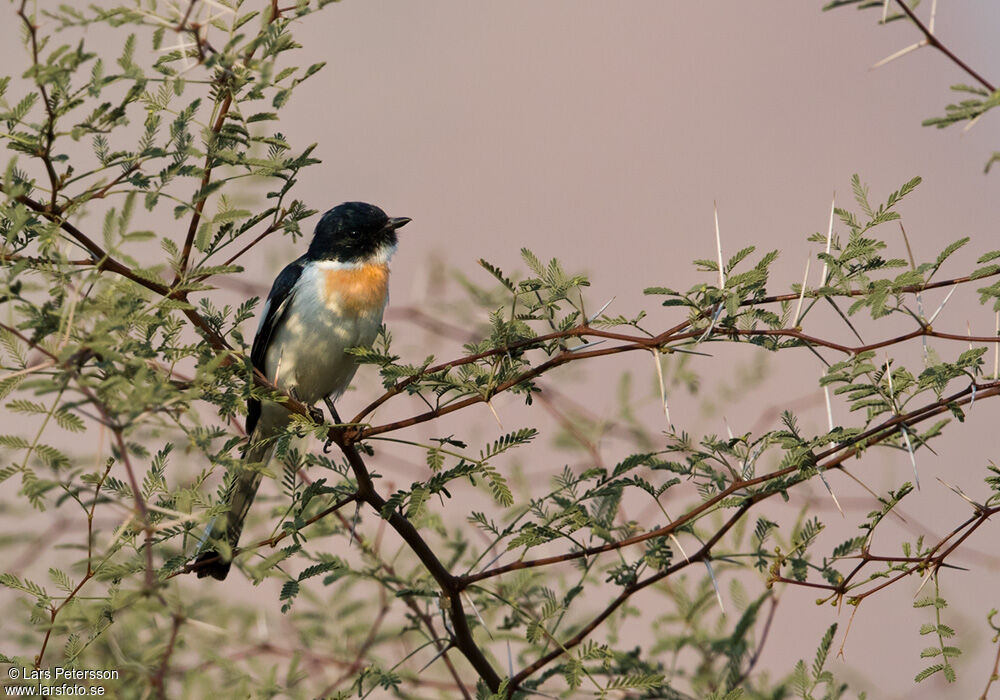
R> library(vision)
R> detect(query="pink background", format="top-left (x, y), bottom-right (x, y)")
top-left (2, 2), bottom-right (999, 697)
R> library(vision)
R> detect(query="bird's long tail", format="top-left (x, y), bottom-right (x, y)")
top-left (194, 437), bottom-right (273, 580)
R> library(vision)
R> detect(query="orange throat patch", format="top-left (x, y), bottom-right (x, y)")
top-left (323, 263), bottom-right (390, 317)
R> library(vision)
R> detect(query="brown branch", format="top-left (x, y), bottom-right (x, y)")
top-left (175, 97), bottom-right (233, 279)
top-left (0, 185), bottom-right (233, 351)
top-left (778, 504), bottom-right (1000, 610)
top-left (461, 380), bottom-right (1000, 588)
top-left (355, 323), bottom-right (999, 440)
top-left (112, 427), bottom-right (155, 589)
top-left (151, 614), bottom-right (184, 699)
top-left (0, 253), bottom-right (95, 266)
top-left (893, 0), bottom-right (996, 92)
top-left (325, 508), bottom-right (473, 699)
top-left (749, 268), bottom-right (1000, 307)
top-left (505, 504), bottom-right (751, 695)
top-left (329, 434), bottom-right (501, 692)
top-left (982, 623), bottom-right (1000, 700)
top-left (732, 595), bottom-right (780, 689)
top-left (174, 4), bottom-right (285, 280)
top-left (16, 0), bottom-right (60, 207)
top-left (34, 459), bottom-right (113, 669)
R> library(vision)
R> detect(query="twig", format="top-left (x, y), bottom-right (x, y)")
top-left (892, 0), bottom-right (995, 92)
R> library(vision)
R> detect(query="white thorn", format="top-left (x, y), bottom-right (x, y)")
top-left (929, 0), bottom-right (938, 34)
top-left (962, 111), bottom-right (985, 134)
top-left (793, 256), bottom-right (812, 327)
top-left (202, 0), bottom-right (236, 14)
top-left (696, 303), bottom-right (724, 345)
top-left (568, 338), bottom-right (606, 353)
top-left (463, 591), bottom-right (494, 640)
top-left (587, 296), bottom-right (615, 324)
top-left (164, 0), bottom-right (184, 19)
top-left (723, 415), bottom-right (734, 441)
top-left (419, 643), bottom-right (452, 673)
top-left (926, 286), bottom-right (956, 325)
top-left (818, 470), bottom-right (845, 518)
top-left (871, 40), bottom-right (927, 70)
top-left (744, 441), bottom-right (766, 480)
top-left (670, 533), bottom-right (690, 563)
top-left (486, 399), bottom-right (504, 430)
top-left (935, 477), bottom-right (982, 509)
top-left (884, 356), bottom-right (895, 405)
top-left (479, 550), bottom-right (505, 575)
top-left (821, 193), bottom-right (835, 286)
top-left (203, 9), bottom-right (232, 26)
top-left (914, 567), bottom-right (934, 598)
top-left (704, 560), bottom-right (725, 615)
top-left (155, 41), bottom-right (199, 52)
top-left (714, 201), bottom-right (725, 289)
top-left (651, 349), bottom-right (673, 430)
top-left (967, 320), bottom-right (974, 352)
top-left (969, 382), bottom-right (976, 411)
top-left (823, 384), bottom-right (835, 433)
top-left (132, 7), bottom-right (175, 27)
top-left (901, 426), bottom-right (920, 490)
top-left (881, 0), bottom-right (890, 23)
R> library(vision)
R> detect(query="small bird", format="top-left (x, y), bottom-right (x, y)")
top-left (195, 202), bottom-right (411, 580)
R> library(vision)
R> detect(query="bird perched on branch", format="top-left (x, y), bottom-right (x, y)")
top-left (195, 202), bottom-right (411, 580)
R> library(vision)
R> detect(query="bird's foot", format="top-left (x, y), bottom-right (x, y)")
top-left (308, 405), bottom-right (324, 425)
top-left (322, 396), bottom-right (343, 453)
top-left (289, 388), bottom-right (324, 426)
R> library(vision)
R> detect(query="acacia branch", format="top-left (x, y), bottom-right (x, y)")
top-left (330, 434), bottom-right (502, 692)
top-left (893, 0), bottom-right (996, 92)
top-left (355, 322), bottom-right (999, 440)
top-left (461, 380), bottom-right (1000, 587)
top-left (174, 3), bottom-right (285, 279)
top-left (749, 267), bottom-right (1000, 307)
top-left (497, 379), bottom-right (999, 692)
top-left (16, 0), bottom-right (60, 207)
top-left (505, 504), bottom-right (751, 695)
top-left (0, 185), bottom-right (233, 351)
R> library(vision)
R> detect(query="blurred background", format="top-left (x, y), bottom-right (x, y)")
top-left (2, 2), bottom-right (999, 697)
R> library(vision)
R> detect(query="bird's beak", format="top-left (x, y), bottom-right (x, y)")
top-left (389, 217), bottom-right (412, 230)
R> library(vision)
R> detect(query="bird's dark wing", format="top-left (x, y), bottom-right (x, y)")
top-left (246, 257), bottom-right (306, 436)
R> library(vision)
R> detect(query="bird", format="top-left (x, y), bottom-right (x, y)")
top-left (194, 201), bottom-right (411, 580)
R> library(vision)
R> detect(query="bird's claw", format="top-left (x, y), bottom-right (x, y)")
top-left (308, 405), bottom-right (324, 425)
top-left (288, 387), bottom-right (324, 428)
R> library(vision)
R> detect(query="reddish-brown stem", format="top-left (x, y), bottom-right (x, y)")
top-left (462, 380), bottom-right (1000, 587)
top-left (111, 428), bottom-right (155, 589)
top-left (16, 0), bottom-right (60, 208)
top-left (356, 324), bottom-right (998, 440)
top-left (331, 436), bottom-right (501, 691)
top-left (893, 0), bottom-right (996, 92)
top-left (505, 504), bottom-right (750, 694)
top-left (151, 614), bottom-right (184, 698)
top-left (174, 4), bottom-right (285, 280)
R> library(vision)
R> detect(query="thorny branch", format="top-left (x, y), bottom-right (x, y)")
top-left (4, 2), bottom-right (1000, 696)
top-left (892, 0), bottom-right (996, 93)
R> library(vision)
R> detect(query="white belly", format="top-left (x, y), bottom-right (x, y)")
top-left (263, 263), bottom-right (386, 410)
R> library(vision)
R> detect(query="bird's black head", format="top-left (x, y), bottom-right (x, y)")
top-left (307, 202), bottom-right (411, 263)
